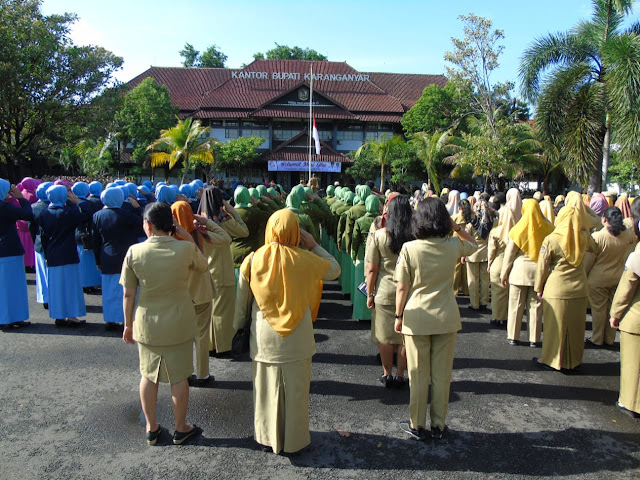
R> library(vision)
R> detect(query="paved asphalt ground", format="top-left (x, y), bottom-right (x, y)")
top-left (1, 273), bottom-right (640, 479)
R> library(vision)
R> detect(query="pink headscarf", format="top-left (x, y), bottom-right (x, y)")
top-left (589, 193), bottom-right (608, 217)
top-left (20, 177), bottom-right (41, 204)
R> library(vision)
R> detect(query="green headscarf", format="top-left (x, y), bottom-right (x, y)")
top-left (335, 186), bottom-right (343, 199)
top-left (302, 186), bottom-right (313, 203)
top-left (355, 185), bottom-right (371, 202)
top-left (343, 191), bottom-right (355, 206)
top-left (326, 185), bottom-right (335, 197)
top-left (365, 195), bottom-right (380, 215)
top-left (353, 195), bottom-right (362, 206)
top-left (249, 188), bottom-right (260, 200)
top-left (256, 185), bottom-right (268, 197)
top-left (267, 187), bottom-right (278, 197)
top-left (286, 190), bottom-right (302, 210)
top-left (234, 186), bottom-right (252, 208)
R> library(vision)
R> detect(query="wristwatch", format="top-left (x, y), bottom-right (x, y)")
top-left (395, 313), bottom-right (403, 319)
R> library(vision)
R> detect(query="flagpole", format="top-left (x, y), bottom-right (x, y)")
top-left (308, 64), bottom-right (313, 183)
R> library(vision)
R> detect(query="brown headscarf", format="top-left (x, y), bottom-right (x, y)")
top-left (171, 200), bottom-right (210, 252)
top-left (615, 195), bottom-right (632, 219)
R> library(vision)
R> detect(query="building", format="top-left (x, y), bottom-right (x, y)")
top-left (128, 59), bottom-right (446, 187)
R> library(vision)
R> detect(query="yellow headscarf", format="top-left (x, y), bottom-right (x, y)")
top-left (565, 190), bottom-right (600, 230)
top-left (554, 195), bottom-right (565, 207)
top-left (539, 195), bottom-right (556, 224)
top-left (603, 193), bottom-right (614, 207)
top-left (239, 209), bottom-right (330, 337)
top-left (509, 199), bottom-right (555, 262)
top-left (553, 203), bottom-right (589, 267)
top-left (493, 205), bottom-right (517, 244)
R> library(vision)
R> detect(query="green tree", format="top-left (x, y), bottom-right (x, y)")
top-left (608, 151), bottom-right (639, 192)
top-left (401, 81), bottom-right (468, 136)
top-left (253, 44), bottom-right (328, 61)
top-left (212, 136), bottom-right (265, 177)
top-left (519, 0), bottom-right (640, 190)
top-left (409, 131), bottom-right (454, 194)
top-left (0, 0), bottom-right (122, 177)
top-left (346, 149), bottom-right (381, 184)
top-left (115, 77), bottom-right (177, 165)
top-left (73, 137), bottom-right (116, 177)
top-left (148, 118), bottom-right (219, 183)
top-left (354, 133), bottom-right (404, 190)
top-left (179, 42), bottom-right (227, 68)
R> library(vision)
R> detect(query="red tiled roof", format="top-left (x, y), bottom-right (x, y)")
top-left (252, 106), bottom-right (356, 120)
top-left (128, 61), bottom-right (446, 121)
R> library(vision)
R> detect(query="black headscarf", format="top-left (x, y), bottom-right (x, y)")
top-left (198, 186), bottom-right (224, 217)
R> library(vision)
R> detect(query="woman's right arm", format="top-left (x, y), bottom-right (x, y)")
top-left (500, 240), bottom-right (517, 286)
top-left (119, 248), bottom-right (139, 345)
top-left (610, 268), bottom-right (639, 329)
top-left (393, 246), bottom-right (412, 333)
top-left (233, 254), bottom-right (253, 331)
top-left (534, 238), bottom-right (552, 298)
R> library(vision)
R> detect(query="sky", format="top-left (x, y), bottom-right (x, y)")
top-left (41, 0), bottom-right (639, 94)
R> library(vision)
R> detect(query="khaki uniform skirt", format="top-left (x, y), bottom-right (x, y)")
top-left (619, 331), bottom-right (640, 414)
top-left (371, 303), bottom-right (403, 345)
top-left (138, 340), bottom-right (193, 384)
top-left (541, 297), bottom-right (588, 370)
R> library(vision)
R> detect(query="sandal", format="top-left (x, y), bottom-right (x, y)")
top-left (173, 425), bottom-right (199, 445)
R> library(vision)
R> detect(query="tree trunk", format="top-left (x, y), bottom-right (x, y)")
top-left (380, 160), bottom-right (385, 192)
top-left (601, 116), bottom-right (611, 191)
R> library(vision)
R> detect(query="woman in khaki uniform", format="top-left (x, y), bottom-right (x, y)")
top-left (584, 207), bottom-right (635, 346)
top-left (539, 195), bottom-right (556, 224)
top-left (395, 198), bottom-right (477, 441)
top-left (235, 210), bottom-right (340, 454)
top-left (462, 199), bottom-right (492, 311)
top-left (451, 208), bottom-right (469, 296)
top-left (501, 199), bottom-right (554, 346)
top-left (171, 201), bottom-right (233, 386)
top-left (199, 187), bottom-right (249, 356)
top-left (121, 202), bottom-right (209, 446)
top-left (609, 243), bottom-right (640, 418)
top-left (534, 191), bottom-right (597, 371)
top-left (487, 207), bottom-right (517, 326)
top-left (365, 196), bottom-right (413, 388)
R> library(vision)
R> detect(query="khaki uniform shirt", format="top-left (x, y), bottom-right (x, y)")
top-left (364, 228), bottom-right (398, 305)
top-left (233, 245), bottom-right (341, 363)
top-left (465, 223), bottom-right (488, 263)
top-left (395, 237), bottom-right (478, 335)
top-left (208, 210), bottom-right (249, 287)
top-left (501, 239), bottom-right (536, 287)
top-left (121, 236), bottom-right (209, 346)
top-left (191, 220), bottom-right (233, 304)
top-left (585, 228), bottom-right (635, 287)
top-left (488, 234), bottom-right (507, 269)
top-left (611, 244), bottom-right (640, 334)
top-left (534, 234), bottom-right (597, 299)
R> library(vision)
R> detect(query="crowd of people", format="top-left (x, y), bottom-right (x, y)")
top-left (1, 175), bottom-right (639, 451)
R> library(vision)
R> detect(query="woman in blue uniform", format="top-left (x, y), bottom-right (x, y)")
top-left (30, 182), bottom-right (53, 309)
top-left (0, 179), bottom-right (32, 329)
top-left (72, 181), bottom-right (102, 292)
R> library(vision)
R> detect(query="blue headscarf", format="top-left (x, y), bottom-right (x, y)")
top-left (118, 185), bottom-right (130, 200)
top-left (115, 180), bottom-right (126, 186)
top-left (89, 181), bottom-right (103, 196)
top-left (105, 182), bottom-right (116, 189)
top-left (142, 180), bottom-right (153, 190)
top-left (156, 181), bottom-right (166, 191)
top-left (169, 184), bottom-right (179, 195)
top-left (193, 179), bottom-right (204, 190)
top-left (156, 185), bottom-right (176, 205)
top-left (0, 178), bottom-right (10, 201)
top-left (72, 182), bottom-right (90, 199)
top-left (137, 185), bottom-right (150, 200)
top-left (460, 192), bottom-right (469, 201)
top-left (47, 185), bottom-right (68, 207)
top-left (36, 182), bottom-right (53, 202)
top-left (101, 187), bottom-right (124, 209)
top-left (179, 184), bottom-right (194, 199)
top-left (125, 182), bottom-right (138, 197)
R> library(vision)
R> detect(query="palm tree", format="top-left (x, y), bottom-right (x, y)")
top-left (354, 133), bottom-right (404, 191)
top-left (519, 0), bottom-right (640, 191)
top-left (410, 131), bottom-right (452, 194)
top-left (147, 117), bottom-right (218, 183)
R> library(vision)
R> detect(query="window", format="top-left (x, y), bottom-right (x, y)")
top-left (241, 128), bottom-right (268, 139)
top-left (365, 131), bottom-right (381, 141)
top-left (337, 130), bottom-right (363, 141)
top-left (210, 120), bottom-right (223, 127)
top-left (319, 130), bottom-right (332, 141)
top-left (273, 129), bottom-right (301, 141)
top-left (225, 128), bottom-right (239, 139)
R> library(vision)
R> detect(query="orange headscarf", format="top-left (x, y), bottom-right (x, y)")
top-left (509, 199), bottom-right (555, 262)
top-left (171, 201), bottom-right (196, 233)
top-left (553, 196), bottom-right (590, 267)
top-left (615, 195), bottom-right (632, 219)
top-left (240, 209), bottom-right (331, 336)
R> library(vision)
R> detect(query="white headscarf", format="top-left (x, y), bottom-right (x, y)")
top-left (505, 188), bottom-right (523, 222)
top-left (446, 190), bottom-right (460, 215)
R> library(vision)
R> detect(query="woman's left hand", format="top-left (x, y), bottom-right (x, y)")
top-left (610, 317), bottom-right (620, 330)
top-left (123, 326), bottom-right (135, 344)
top-left (193, 214), bottom-right (209, 226)
top-left (300, 229), bottom-right (317, 250)
top-left (394, 317), bottom-right (403, 333)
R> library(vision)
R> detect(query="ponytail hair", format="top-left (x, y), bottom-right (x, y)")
top-left (144, 202), bottom-right (176, 235)
top-left (604, 206), bottom-right (625, 237)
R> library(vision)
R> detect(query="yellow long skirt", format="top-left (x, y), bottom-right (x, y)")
top-left (541, 297), bottom-right (588, 370)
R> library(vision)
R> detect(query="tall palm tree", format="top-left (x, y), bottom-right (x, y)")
top-left (519, 0), bottom-right (640, 191)
top-left (410, 131), bottom-right (452, 194)
top-left (354, 133), bottom-right (404, 191)
top-left (147, 117), bottom-right (218, 183)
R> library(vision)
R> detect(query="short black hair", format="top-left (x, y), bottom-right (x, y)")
top-left (493, 192), bottom-right (506, 205)
top-left (413, 197), bottom-right (452, 239)
top-left (604, 206), bottom-right (625, 236)
top-left (144, 202), bottom-right (175, 235)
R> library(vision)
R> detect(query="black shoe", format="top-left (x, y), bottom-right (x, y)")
top-left (378, 374), bottom-right (393, 388)
top-left (43, 303), bottom-right (49, 310)
top-left (479, 305), bottom-right (489, 313)
top-left (214, 351), bottom-right (233, 359)
top-left (507, 339), bottom-right (518, 346)
top-left (188, 375), bottom-right (214, 387)
top-left (468, 305), bottom-right (479, 312)
top-left (585, 338), bottom-right (602, 348)
top-left (393, 376), bottom-right (408, 389)
top-left (54, 319), bottom-right (68, 327)
top-left (173, 425), bottom-right (200, 445)
top-left (431, 426), bottom-right (445, 440)
top-left (617, 401), bottom-right (640, 418)
top-left (146, 425), bottom-right (162, 446)
top-left (532, 357), bottom-right (556, 371)
top-left (400, 422), bottom-right (426, 441)
top-left (209, 350), bottom-right (217, 358)
top-left (489, 319), bottom-right (501, 327)
top-left (66, 319), bottom-right (86, 327)
top-left (105, 322), bottom-right (118, 332)
top-left (529, 342), bottom-right (539, 348)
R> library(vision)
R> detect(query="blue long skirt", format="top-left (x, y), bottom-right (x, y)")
top-left (77, 246), bottom-right (101, 288)
top-left (35, 250), bottom-right (49, 304)
top-left (0, 255), bottom-right (29, 325)
top-left (101, 273), bottom-right (123, 324)
top-left (47, 263), bottom-right (86, 319)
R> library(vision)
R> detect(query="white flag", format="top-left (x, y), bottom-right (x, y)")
top-left (312, 116), bottom-right (321, 155)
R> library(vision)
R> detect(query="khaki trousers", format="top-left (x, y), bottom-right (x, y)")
top-left (466, 261), bottom-right (489, 309)
top-left (405, 332), bottom-right (457, 430)
top-left (541, 297), bottom-right (587, 370)
top-left (253, 358), bottom-right (312, 454)
top-left (589, 285), bottom-right (617, 346)
top-left (453, 261), bottom-right (469, 296)
top-left (210, 285), bottom-right (235, 353)
top-left (490, 260), bottom-right (508, 321)
top-left (507, 284), bottom-right (542, 343)
top-left (194, 302), bottom-right (213, 378)
top-left (619, 331), bottom-right (640, 414)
